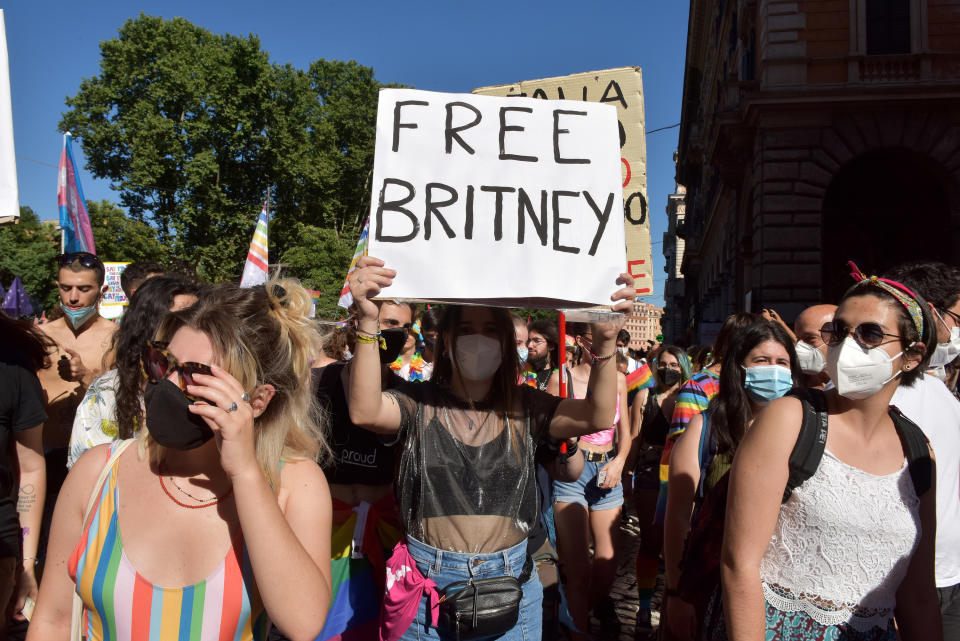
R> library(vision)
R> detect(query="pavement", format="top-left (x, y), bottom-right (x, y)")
top-left (545, 507), bottom-right (664, 641)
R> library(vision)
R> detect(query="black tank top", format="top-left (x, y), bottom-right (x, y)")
top-left (640, 393), bottom-right (671, 447)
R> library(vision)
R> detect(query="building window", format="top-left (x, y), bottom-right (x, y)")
top-left (866, 0), bottom-right (911, 55)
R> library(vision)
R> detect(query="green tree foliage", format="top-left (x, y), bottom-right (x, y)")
top-left (60, 14), bottom-right (386, 284)
top-left (0, 207), bottom-right (60, 313)
top-left (280, 224), bottom-right (359, 320)
top-left (87, 200), bottom-right (167, 264)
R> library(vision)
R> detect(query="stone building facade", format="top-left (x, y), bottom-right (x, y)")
top-left (625, 301), bottom-right (665, 348)
top-left (662, 168), bottom-right (688, 344)
top-left (675, 0), bottom-right (960, 341)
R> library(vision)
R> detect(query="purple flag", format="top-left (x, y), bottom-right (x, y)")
top-left (2, 276), bottom-right (33, 317)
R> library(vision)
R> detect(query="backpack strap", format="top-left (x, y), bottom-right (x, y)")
top-left (782, 387), bottom-right (829, 503)
top-left (889, 406), bottom-right (932, 497)
top-left (696, 410), bottom-right (715, 501)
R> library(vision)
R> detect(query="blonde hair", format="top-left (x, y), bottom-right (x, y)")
top-left (142, 277), bottom-right (330, 490)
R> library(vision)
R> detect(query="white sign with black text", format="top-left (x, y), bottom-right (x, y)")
top-left (368, 88), bottom-right (626, 308)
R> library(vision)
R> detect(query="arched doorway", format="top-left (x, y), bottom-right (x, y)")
top-left (821, 149), bottom-right (953, 303)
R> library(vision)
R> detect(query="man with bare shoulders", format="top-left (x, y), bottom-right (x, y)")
top-left (36, 253), bottom-right (117, 497)
top-left (793, 304), bottom-right (837, 390)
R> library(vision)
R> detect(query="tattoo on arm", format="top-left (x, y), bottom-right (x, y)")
top-left (17, 484), bottom-right (36, 513)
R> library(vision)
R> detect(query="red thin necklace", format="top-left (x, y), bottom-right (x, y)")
top-left (158, 463), bottom-right (233, 509)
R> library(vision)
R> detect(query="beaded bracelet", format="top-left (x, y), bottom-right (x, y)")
top-left (589, 349), bottom-right (617, 363)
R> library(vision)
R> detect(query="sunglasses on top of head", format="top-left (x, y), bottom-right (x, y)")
top-left (141, 341), bottom-right (213, 402)
top-left (819, 321), bottom-right (901, 350)
top-left (56, 252), bottom-right (103, 270)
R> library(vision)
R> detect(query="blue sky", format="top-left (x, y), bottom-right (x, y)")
top-left (5, 1), bottom-right (688, 306)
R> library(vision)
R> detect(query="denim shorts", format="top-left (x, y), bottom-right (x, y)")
top-left (552, 457), bottom-right (624, 511)
top-left (399, 535), bottom-right (543, 641)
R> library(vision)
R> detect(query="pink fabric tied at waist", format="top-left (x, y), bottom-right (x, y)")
top-left (379, 539), bottom-right (439, 641)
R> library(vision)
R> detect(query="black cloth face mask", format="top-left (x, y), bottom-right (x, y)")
top-left (144, 379), bottom-right (215, 450)
top-left (658, 368), bottom-right (682, 387)
top-left (379, 327), bottom-right (408, 364)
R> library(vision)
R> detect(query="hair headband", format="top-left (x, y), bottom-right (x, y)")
top-left (847, 261), bottom-right (925, 340)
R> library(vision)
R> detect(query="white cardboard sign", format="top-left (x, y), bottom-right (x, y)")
top-left (368, 88), bottom-right (626, 308)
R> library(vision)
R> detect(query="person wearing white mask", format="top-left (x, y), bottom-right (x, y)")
top-left (720, 264), bottom-right (941, 641)
top-left (346, 255), bottom-right (634, 641)
top-left (885, 261), bottom-right (960, 639)
top-left (792, 304), bottom-right (837, 390)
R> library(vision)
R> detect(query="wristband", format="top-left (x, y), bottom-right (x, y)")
top-left (355, 332), bottom-right (387, 349)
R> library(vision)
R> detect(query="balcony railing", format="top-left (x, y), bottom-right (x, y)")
top-left (859, 54), bottom-right (921, 83)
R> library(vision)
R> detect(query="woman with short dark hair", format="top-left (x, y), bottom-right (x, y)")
top-left (721, 269), bottom-right (942, 640)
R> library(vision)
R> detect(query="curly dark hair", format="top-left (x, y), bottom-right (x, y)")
top-left (112, 275), bottom-right (202, 438)
top-left (711, 321), bottom-right (800, 456)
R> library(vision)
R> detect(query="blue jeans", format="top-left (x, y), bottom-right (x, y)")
top-left (552, 457), bottom-right (624, 511)
top-left (399, 535), bottom-right (543, 641)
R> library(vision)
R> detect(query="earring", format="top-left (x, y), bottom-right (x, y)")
top-left (904, 365), bottom-right (912, 370)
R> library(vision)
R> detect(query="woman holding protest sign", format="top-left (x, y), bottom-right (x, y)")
top-left (346, 255), bottom-right (634, 641)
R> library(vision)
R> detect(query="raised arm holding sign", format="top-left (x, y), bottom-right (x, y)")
top-left (368, 88), bottom-right (626, 308)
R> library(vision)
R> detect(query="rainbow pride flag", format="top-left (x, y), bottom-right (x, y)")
top-left (240, 202), bottom-right (269, 287)
top-left (337, 218), bottom-right (369, 310)
top-left (318, 497), bottom-right (401, 641)
top-left (626, 362), bottom-right (654, 404)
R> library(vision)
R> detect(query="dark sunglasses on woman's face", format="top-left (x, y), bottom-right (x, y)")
top-left (820, 321), bottom-right (901, 349)
top-left (141, 341), bottom-right (213, 402)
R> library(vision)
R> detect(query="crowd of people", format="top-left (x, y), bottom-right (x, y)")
top-left (1, 250), bottom-right (958, 641)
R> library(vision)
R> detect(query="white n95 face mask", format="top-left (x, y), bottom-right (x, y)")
top-left (454, 334), bottom-right (503, 381)
top-left (795, 340), bottom-right (826, 374)
top-left (929, 309), bottom-right (960, 368)
top-left (826, 336), bottom-right (902, 400)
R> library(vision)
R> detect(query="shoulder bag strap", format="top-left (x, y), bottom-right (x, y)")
top-left (889, 406), bottom-right (932, 497)
top-left (783, 388), bottom-right (829, 503)
top-left (71, 438), bottom-right (135, 641)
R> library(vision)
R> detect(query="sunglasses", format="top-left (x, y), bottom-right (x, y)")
top-left (56, 252), bottom-right (103, 270)
top-left (820, 321), bottom-right (901, 349)
top-left (141, 341), bottom-right (213, 402)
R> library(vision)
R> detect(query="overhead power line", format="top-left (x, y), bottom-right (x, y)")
top-left (17, 155), bottom-right (58, 169)
top-left (645, 122), bottom-right (681, 134)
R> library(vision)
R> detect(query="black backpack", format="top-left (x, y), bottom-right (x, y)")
top-left (782, 387), bottom-right (932, 502)
top-left (677, 386), bottom-right (932, 616)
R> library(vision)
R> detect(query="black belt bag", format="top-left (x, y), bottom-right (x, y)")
top-left (437, 555), bottom-right (533, 640)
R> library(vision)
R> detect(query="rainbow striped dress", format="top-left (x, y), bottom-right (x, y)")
top-left (68, 443), bottom-right (269, 641)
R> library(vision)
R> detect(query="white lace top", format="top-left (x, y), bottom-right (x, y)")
top-left (759, 450), bottom-right (921, 630)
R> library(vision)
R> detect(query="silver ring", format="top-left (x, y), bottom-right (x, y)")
top-left (240, 392), bottom-right (251, 403)
top-left (225, 402), bottom-right (238, 413)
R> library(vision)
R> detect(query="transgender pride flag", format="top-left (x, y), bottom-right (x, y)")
top-left (239, 202), bottom-right (269, 288)
top-left (57, 133), bottom-right (95, 254)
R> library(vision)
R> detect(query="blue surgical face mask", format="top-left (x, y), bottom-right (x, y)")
top-left (743, 364), bottom-right (794, 405)
top-left (60, 303), bottom-right (98, 330)
top-left (517, 347), bottom-right (529, 363)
